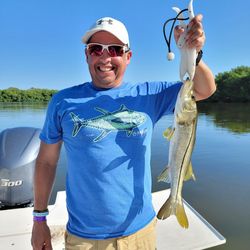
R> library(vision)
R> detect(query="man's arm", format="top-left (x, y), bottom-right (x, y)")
top-left (33, 141), bottom-right (62, 210)
top-left (31, 141), bottom-right (62, 250)
top-left (193, 60), bottom-right (216, 101)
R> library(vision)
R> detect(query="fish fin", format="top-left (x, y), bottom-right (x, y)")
top-left (70, 112), bottom-right (85, 137)
top-left (157, 166), bottom-right (171, 183)
top-left (163, 127), bottom-right (175, 140)
top-left (94, 107), bottom-right (111, 115)
top-left (176, 201), bottom-right (189, 229)
top-left (120, 104), bottom-right (128, 110)
top-left (184, 162), bottom-right (196, 181)
top-left (93, 130), bottom-right (111, 142)
top-left (157, 196), bottom-right (173, 220)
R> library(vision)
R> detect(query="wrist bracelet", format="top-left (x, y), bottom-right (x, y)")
top-left (196, 50), bottom-right (203, 66)
top-left (33, 208), bottom-right (49, 217)
top-left (33, 211), bottom-right (49, 217)
top-left (33, 216), bottom-right (47, 222)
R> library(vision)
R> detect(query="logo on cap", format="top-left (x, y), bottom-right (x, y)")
top-left (97, 19), bottom-right (113, 25)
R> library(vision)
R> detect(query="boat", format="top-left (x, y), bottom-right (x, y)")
top-left (0, 189), bottom-right (226, 250)
top-left (0, 127), bottom-right (226, 249)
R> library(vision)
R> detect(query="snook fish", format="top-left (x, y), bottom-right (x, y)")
top-left (70, 104), bottom-right (146, 142)
top-left (157, 79), bottom-right (197, 228)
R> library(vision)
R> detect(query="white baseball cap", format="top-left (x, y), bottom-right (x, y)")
top-left (82, 17), bottom-right (130, 48)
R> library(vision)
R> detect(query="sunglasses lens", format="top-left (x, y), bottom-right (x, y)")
top-left (108, 46), bottom-right (124, 57)
top-left (88, 44), bottom-right (103, 56)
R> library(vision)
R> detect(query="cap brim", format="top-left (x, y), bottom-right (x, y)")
top-left (82, 28), bottom-right (127, 45)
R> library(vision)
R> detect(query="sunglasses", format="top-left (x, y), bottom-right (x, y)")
top-left (86, 43), bottom-right (129, 57)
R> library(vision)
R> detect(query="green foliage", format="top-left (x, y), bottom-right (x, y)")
top-left (208, 66), bottom-right (250, 102)
top-left (1, 66), bottom-right (250, 102)
top-left (0, 88), bottom-right (58, 103)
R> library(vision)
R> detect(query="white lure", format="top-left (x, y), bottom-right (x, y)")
top-left (173, 0), bottom-right (197, 81)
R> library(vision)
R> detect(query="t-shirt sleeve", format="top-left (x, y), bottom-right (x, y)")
top-left (152, 81), bottom-right (182, 123)
top-left (39, 94), bottom-right (63, 144)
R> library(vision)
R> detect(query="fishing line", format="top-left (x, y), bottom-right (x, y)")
top-left (163, 8), bottom-right (189, 58)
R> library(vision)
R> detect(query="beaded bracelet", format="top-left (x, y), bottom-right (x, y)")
top-left (33, 216), bottom-right (47, 222)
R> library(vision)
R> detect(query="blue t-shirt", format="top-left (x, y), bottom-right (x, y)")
top-left (40, 81), bottom-right (182, 239)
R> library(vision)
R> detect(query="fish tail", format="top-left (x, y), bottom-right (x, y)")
top-left (70, 112), bottom-right (86, 137)
top-left (157, 196), bottom-right (173, 220)
top-left (157, 197), bottom-right (189, 229)
top-left (176, 200), bottom-right (189, 228)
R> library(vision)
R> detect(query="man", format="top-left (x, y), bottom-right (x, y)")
top-left (31, 16), bottom-right (215, 250)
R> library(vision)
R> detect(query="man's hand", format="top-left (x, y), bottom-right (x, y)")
top-left (31, 222), bottom-right (52, 250)
top-left (174, 14), bottom-right (205, 52)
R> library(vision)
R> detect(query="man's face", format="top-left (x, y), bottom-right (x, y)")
top-left (85, 31), bottom-right (132, 89)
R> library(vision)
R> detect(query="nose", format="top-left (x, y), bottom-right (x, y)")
top-left (99, 49), bottom-right (112, 62)
top-left (102, 48), bottom-right (111, 57)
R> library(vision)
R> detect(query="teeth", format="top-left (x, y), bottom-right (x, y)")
top-left (99, 66), bottom-right (113, 72)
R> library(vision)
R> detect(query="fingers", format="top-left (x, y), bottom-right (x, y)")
top-left (174, 25), bottom-right (185, 43)
top-left (173, 14), bottom-right (205, 52)
top-left (44, 241), bottom-right (53, 250)
top-left (185, 14), bottom-right (205, 51)
top-left (32, 241), bottom-right (52, 250)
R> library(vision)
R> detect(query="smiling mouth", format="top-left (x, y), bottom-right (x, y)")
top-left (98, 66), bottom-right (115, 72)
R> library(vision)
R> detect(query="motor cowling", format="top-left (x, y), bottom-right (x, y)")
top-left (0, 127), bottom-right (41, 208)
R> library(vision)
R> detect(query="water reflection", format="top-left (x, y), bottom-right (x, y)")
top-left (0, 102), bottom-right (48, 111)
top-left (198, 102), bottom-right (250, 134)
top-left (0, 103), bottom-right (48, 130)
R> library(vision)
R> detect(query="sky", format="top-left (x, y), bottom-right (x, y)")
top-left (0, 0), bottom-right (250, 90)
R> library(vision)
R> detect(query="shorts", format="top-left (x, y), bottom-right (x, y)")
top-left (64, 218), bottom-right (157, 250)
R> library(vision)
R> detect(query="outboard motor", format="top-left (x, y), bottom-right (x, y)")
top-left (0, 127), bottom-right (41, 208)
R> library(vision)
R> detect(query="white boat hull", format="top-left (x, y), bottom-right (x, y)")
top-left (0, 190), bottom-right (225, 250)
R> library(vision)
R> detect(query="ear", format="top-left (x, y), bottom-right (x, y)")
top-left (126, 50), bottom-right (132, 65)
top-left (85, 48), bottom-right (89, 62)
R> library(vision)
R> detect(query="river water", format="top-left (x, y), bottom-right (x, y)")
top-left (0, 102), bottom-right (249, 250)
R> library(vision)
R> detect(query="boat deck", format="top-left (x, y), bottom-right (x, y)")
top-left (0, 189), bottom-right (226, 250)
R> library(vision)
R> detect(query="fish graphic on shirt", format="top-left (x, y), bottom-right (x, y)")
top-left (70, 104), bottom-right (147, 142)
